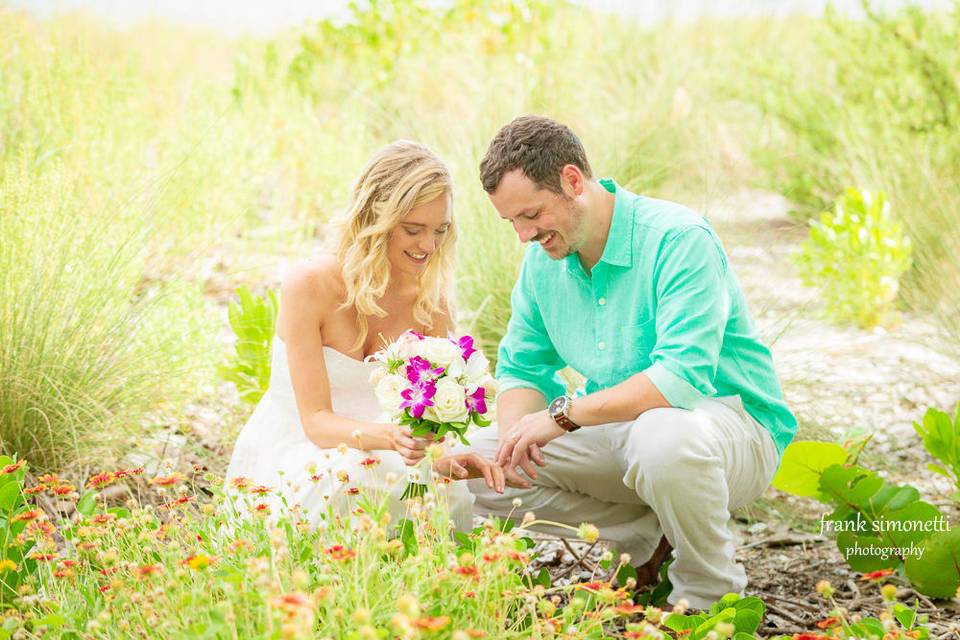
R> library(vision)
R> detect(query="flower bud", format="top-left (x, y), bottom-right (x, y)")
top-left (578, 523), bottom-right (600, 543)
top-left (815, 580), bottom-right (835, 599)
top-left (881, 583), bottom-right (897, 602)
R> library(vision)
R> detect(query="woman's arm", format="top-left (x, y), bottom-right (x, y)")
top-left (277, 260), bottom-right (432, 464)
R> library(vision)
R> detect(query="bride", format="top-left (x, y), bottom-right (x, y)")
top-left (225, 141), bottom-right (504, 530)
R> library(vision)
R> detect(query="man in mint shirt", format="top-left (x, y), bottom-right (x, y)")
top-left (460, 116), bottom-right (797, 608)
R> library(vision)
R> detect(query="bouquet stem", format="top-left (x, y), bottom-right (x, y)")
top-left (401, 459), bottom-right (432, 500)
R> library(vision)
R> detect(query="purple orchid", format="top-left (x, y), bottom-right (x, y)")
top-left (400, 380), bottom-right (436, 419)
top-left (406, 330), bottom-right (425, 340)
top-left (453, 335), bottom-right (477, 361)
top-left (465, 386), bottom-right (487, 415)
top-left (405, 355), bottom-right (444, 385)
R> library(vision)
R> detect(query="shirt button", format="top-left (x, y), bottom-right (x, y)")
top-left (598, 297), bottom-right (606, 306)
top-left (598, 341), bottom-right (606, 350)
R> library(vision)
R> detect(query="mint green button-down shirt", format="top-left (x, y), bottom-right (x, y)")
top-left (496, 179), bottom-right (797, 457)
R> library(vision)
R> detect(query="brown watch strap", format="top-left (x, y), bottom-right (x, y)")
top-left (554, 412), bottom-right (581, 432)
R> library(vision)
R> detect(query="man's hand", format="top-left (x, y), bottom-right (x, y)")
top-left (496, 410), bottom-right (565, 482)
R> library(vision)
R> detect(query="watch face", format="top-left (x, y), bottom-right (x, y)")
top-left (549, 396), bottom-right (566, 416)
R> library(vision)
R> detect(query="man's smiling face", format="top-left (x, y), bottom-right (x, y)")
top-left (490, 169), bottom-right (589, 259)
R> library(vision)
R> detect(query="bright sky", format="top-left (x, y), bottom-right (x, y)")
top-left (6, 0), bottom-right (951, 35)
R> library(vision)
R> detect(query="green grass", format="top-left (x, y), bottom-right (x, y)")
top-left (1, 0), bottom-right (958, 472)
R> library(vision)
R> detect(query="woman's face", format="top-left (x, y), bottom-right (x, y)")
top-left (386, 193), bottom-right (452, 280)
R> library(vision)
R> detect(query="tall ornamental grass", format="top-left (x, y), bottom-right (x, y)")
top-left (741, 2), bottom-right (960, 344)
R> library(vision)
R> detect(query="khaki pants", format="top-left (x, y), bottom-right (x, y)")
top-left (455, 397), bottom-right (779, 609)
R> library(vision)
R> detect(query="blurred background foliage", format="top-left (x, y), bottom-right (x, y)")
top-left (1, 0), bottom-right (958, 471)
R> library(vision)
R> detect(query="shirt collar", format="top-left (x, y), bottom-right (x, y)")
top-left (596, 178), bottom-right (634, 268)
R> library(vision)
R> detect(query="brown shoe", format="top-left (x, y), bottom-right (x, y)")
top-left (634, 535), bottom-right (673, 587)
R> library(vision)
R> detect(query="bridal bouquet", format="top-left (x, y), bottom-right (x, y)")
top-left (369, 330), bottom-right (495, 499)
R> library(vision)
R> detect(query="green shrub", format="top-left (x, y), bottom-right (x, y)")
top-left (219, 286), bottom-right (279, 405)
top-left (914, 402), bottom-right (960, 498)
top-left (794, 188), bottom-right (912, 328)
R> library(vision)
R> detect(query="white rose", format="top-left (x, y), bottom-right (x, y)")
top-left (430, 377), bottom-right (469, 424)
top-left (420, 337), bottom-right (460, 370)
top-left (374, 373), bottom-right (407, 416)
top-left (463, 350), bottom-right (490, 383)
top-left (480, 375), bottom-right (499, 401)
top-left (368, 366), bottom-right (388, 387)
top-left (386, 331), bottom-right (422, 362)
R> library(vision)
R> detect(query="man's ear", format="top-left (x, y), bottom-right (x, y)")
top-left (559, 164), bottom-right (585, 197)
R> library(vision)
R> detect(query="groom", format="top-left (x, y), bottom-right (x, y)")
top-left (459, 115), bottom-right (797, 608)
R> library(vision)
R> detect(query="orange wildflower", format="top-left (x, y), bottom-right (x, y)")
top-left (817, 616), bottom-right (841, 629)
top-left (574, 581), bottom-right (608, 593)
top-left (614, 604), bottom-right (646, 615)
top-left (160, 496), bottom-right (194, 509)
top-left (38, 473), bottom-right (61, 485)
top-left (360, 457), bottom-right (381, 468)
top-left (90, 514), bottom-right (116, 524)
top-left (24, 485), bottom-right (46, 495)
top-left (412, 616), bottom-right (450, 631)
top-left (253, 503), bottom-right (270, 515)
top-left (481, 552), bottom-right (500, 562)
top-left (249, 485), bottom-right (272, 496)
top-left (309, 474), bottom-right (322, 482)
top-left (230, 476), bottom-right (252, 491)
top-left (149, 473), bottom-right (184, 487)
top-left (29, 553), bottom-right (58, 561)
top-left (25, 521), bottom-right (56, 537)
top-left (2, 461), bottom-right (26, 474)
top-left (52, 485), bottom-right (76, 496)
top-left (228, 539), bottom-right (252, 553)
top-left (345, 487), bottom-right (360, 495)
top-left (336, 470), bottom-right (349, 484)
top-left (12, 509), bottom-right (44, 522)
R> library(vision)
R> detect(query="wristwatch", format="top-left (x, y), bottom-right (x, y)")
top-left (548, 395), bottom-right (581, 432)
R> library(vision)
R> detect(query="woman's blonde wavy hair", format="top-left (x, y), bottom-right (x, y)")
top-left (332, 140), bottom-right (456, 353)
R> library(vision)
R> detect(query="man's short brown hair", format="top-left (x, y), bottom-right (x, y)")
top-left (479, 115), bottom-right (593, 194)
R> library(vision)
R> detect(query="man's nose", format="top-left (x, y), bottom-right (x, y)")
top-left (513, 220), bottom-right (538, 243)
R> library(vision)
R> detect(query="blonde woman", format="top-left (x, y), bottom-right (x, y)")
top-left (226, 141), bottom-right (504, 530)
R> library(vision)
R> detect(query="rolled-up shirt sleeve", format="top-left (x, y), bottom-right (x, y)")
top-left (496, 256), bottom-right (567, 403)
top-left (642, 226), bottom-right (730, 410)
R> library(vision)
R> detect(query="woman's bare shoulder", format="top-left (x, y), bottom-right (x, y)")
top-left (281, 255), bottom-right (344, 302)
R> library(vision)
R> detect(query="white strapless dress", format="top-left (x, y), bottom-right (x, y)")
top-left (225, 339), bottom-right (474, 530)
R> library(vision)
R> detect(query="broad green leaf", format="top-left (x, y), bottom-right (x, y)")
top-left (836, 531), bottom-right (900, 572)
top-left (76, 491), bottom-right (97, 517)
top-left (892, 602), bottom-right (917, 629)
top-left (905, 528), bottom-right (960, 598)
top-left (772, 441), bottom-right (847, 499)
top-left (0, 483), bottom-right (20, 512)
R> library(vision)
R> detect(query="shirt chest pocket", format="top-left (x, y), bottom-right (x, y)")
top-left (617, 317), bottom-right (658, 374)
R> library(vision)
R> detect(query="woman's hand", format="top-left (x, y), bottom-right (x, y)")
top-left (434, 453), bottom-right (505, 494)
top-left (388, 425), bottom-right (442, 466)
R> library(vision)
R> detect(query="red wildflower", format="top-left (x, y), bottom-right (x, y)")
top-left (792, 635), bottom-right (829, 640)
top-left (325, 545), bottom-right (356, 562)
top-left (38, 473), bottom-right (61, 485)
top-left (860, 569), bottom-right (895, 581)
top-left (24, 485), bottom-right (46, 495)
top-left (2, 461), bottom-right (26, 474)
top-left (360, 457), bottom-right (381, 468)
top-left (309, 474), bottom-right (322, 482)
top-left (28, 553), bottom-right (58, 561)
top-left (345, 487), bottom-right (361, 495)
top-left (454, 565), bottom-right (481, 579)
top-left (12, 509), bottom-right (44, 522)
top-left (99, 585), bottom-right (110, 593)
top-left (574, 581), bottom-right (608, 593)
top-left (52, 485), bottom-right (76, 496)
top-left (90, 514), bottom-right (116, 524)
top-left (26, 521), bottom-right (56, 537)
top-left (481, 552), bottom-right (500, 562)
top-left (160, 496), bottom-right (194, 509)
top-left (86, 472), bottom-right (116, 489)
top-left (253, 503), bottom-right (270, 514)
top-left (412, 616), bottom-right (450, 631)
top-left (133, 564), bottom-right (164, 578)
